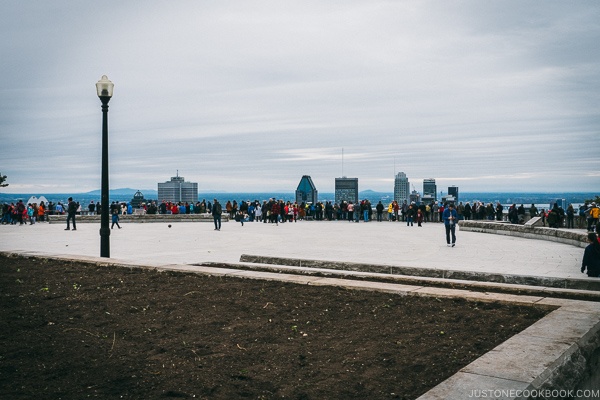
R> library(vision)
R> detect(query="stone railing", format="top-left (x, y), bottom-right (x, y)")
top-left (459, 218), bottom-right (588, 248)
top-left (47, 213), bottom-right (229, 224)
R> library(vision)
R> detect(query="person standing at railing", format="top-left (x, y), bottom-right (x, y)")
top-left (376, 201), bottom-right (384, 222)
top-left (566, 204), bottom-right (575, 229)
top-left (495, 202), bottom-right (503, 221)
top-left (88, 201), bottom-right (96, 215)
top-left (588, 203), bottom-right (599, 232)
top-left (38, 202), bottom-right (45, 222)
top-left (212, 199), bottom-right (222, 231)
top-left (347, 202), bottom-right (354, 222)
top-left (463, 202), bottom-right (472, 220)
top-left (529, 203), bottom-right (538, 218)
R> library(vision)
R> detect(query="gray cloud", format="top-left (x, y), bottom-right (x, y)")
top-left (1, 1), bottom-right (599, 194)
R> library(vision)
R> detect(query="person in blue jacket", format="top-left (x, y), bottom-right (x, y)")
top-left (442, 202), bottom-right (458, 247)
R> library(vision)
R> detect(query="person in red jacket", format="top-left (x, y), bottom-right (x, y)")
top-left (271, 200), bottom-right (280, 225)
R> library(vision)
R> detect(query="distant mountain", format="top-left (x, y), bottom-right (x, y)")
top-left (85, 188), bottom-right (158, 196)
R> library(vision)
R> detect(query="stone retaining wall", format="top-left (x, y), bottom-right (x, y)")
top-left (239, 254), bottom-right (600, 291)
top-left (459, 220), bottom-right (589, 248)
top-left (47, 213), bottom-right (229, 224)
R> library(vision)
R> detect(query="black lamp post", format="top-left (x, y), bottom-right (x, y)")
top-left (96, 75), bottom-right (114, 258)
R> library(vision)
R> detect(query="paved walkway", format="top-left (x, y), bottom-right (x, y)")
top-left (0, 220), bottom-right (588, 280)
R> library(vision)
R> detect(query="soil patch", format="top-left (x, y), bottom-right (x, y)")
top-left (0, 254), bottom-right (552, 399)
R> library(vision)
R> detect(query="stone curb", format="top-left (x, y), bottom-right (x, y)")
top-left (459, 220), bottom-right (589, 248)
top-left (2, 250), bottom-right (599, 398)
top-left (198, 260), bottom-right (600, 302)
top-left (239, 254), bottom-right (600, 292)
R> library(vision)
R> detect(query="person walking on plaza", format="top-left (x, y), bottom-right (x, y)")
top-left (416, 208), bottom-right (424, 227)
top-left (65, 197), bottom-right (77, 230)
top-left (111, 206), bottom-right (121, 229)
top-left (212, 199), bottom-right (222, 231)
top-left (443, 203), bottom-right (458, 247)
top-left (406, 204), bottom-right (415, 226)
top-left (581, 233), bottom-right (600, 277)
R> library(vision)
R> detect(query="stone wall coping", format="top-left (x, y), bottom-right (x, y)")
top-left (459, 220), bottom-right (589, 248)
top-left (47, 213), bottom-right (229, 223)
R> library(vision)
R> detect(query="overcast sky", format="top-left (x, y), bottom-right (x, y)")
top-left (1, 1), bottom-right (599, 194)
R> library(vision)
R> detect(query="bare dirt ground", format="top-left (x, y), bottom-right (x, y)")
top-left (0, 254), bottom-right (551, 399)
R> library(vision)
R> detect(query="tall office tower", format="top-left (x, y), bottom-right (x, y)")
top-left (157, 172), bottom-right (198, 203)
top-left (448, 186), bottom-right (459, 203)
top-left (296, 175), bottom-right (318, 205)
top-left (394, 172), bottom-right (410, 204)
top-left (423, 179), bottom-right (437, 201)
top-left (335, 177), bottom-right (358, 204)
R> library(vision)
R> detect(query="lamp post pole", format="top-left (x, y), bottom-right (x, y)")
top-left (96, 75), bottom-right (114, 258)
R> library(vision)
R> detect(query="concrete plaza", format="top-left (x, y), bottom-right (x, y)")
top-left (0, 219), bottom-right (587, 280)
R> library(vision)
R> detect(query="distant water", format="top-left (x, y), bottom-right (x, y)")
top-left (0, 191), bottom-right (596, 210)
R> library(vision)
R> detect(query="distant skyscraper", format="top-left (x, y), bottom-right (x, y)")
top-left (296, 175), bottom-right (318, 204)
top-left (448, 186), bottom-right (459, 203)
top-left (423, 179), bottom-right (437, 201)
top-left (335, 177), bottom-right (358, 204)
top-left (158, 172), bottom-right (198, 203)
top-left (394, 172), bottom-right (410, 204)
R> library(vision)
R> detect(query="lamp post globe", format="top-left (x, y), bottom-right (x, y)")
top-left (96, 75), bottom-right (113, 258)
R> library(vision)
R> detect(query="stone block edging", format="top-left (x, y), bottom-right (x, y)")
top-left (239, 254), bottom-right (600, 292)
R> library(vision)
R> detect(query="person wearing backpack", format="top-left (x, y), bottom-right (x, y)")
top-left (212, 199), bottom-right (222, 231)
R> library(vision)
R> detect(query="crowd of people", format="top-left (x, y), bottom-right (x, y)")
top-left (1, 199), bottom-right (50, 225)
top-left (2, 197), bottom-right (598, 231)
top-left (0, 199), bottom-right (132, 227)
top-left (2, 195), bottom-right (600, 277)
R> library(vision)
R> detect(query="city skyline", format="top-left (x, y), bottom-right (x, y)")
top-left (1, 1), bottom-right (599, 194)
